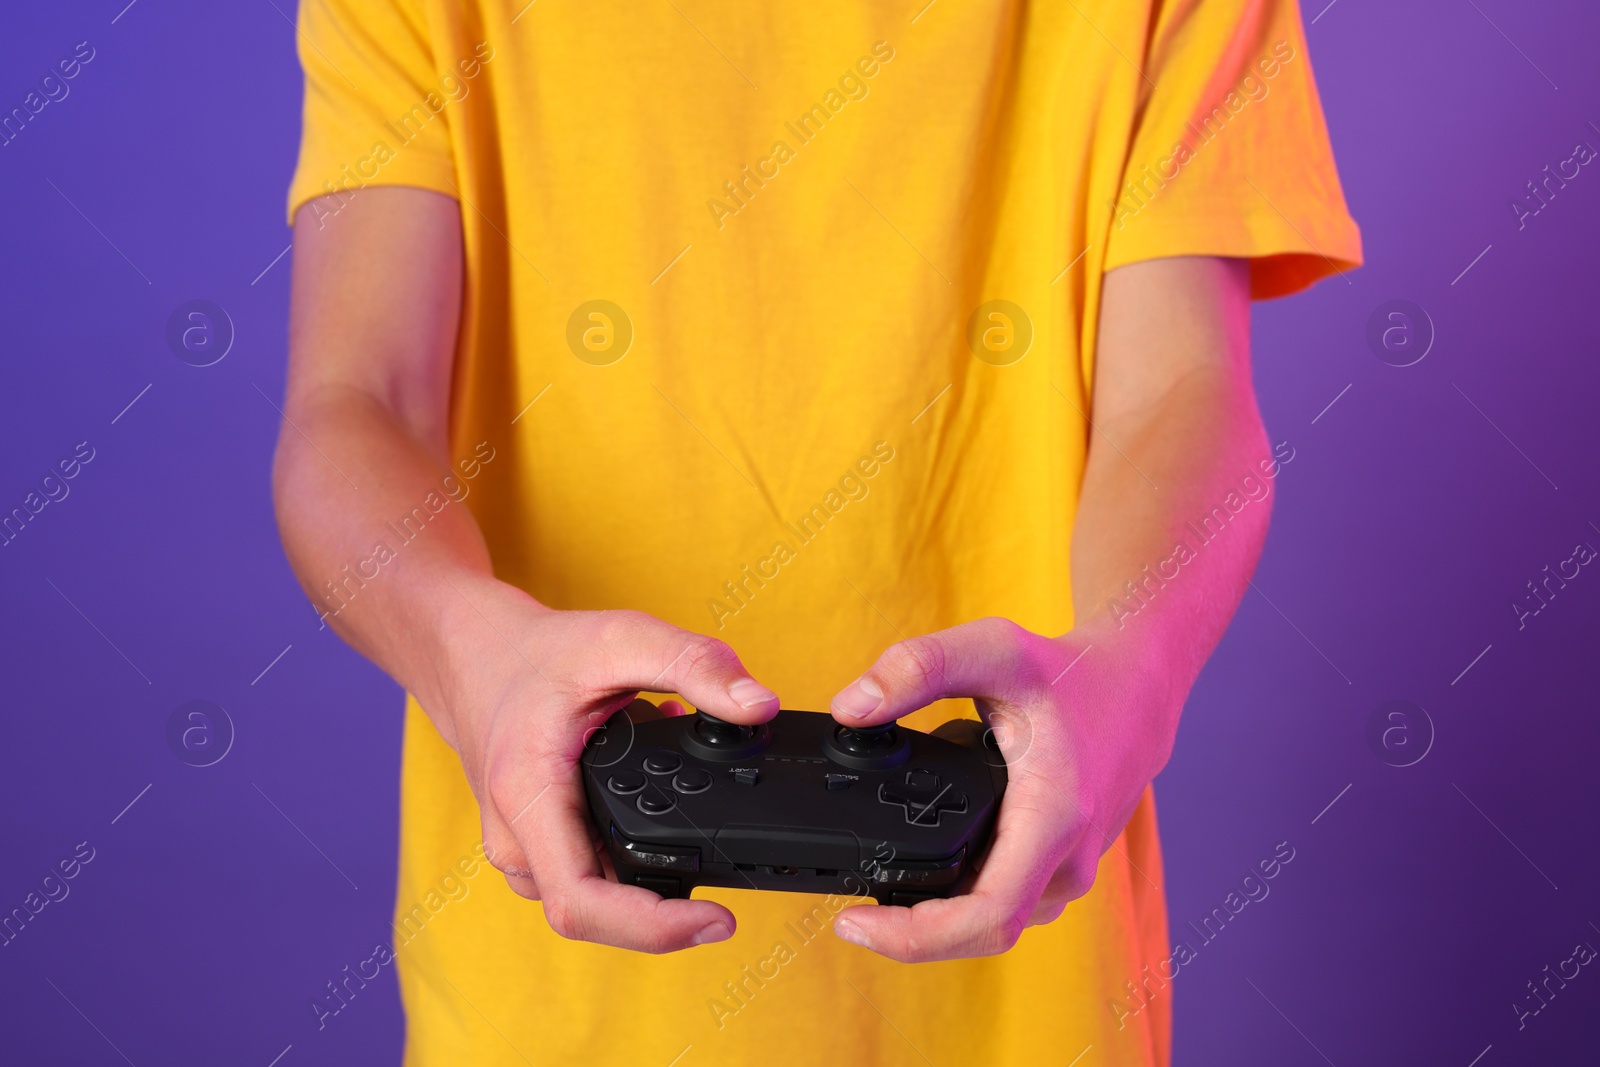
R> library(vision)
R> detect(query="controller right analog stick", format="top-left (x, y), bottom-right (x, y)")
top-left (822, 720), bottom-right (911, 770)
top-left (834, 722), bottom-right (898, 755)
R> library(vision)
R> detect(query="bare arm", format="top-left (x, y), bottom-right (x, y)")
top-left (1072, 256), bottom-right (1270, 715)
top-left (273, 188), bottom-right (480, 717)
top-left (829, 257), bottom-right (1271, 961)
top-left (272, 187), bottom-right (780, 953)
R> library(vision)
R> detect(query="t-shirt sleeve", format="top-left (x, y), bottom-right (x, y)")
top-left (285, 0), bottom-right (458, 226)
top-left (1102, 0), bottom-right (1362, 298)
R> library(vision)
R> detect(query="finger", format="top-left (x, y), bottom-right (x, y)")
top-left (1026, 862), bottom-right (1096, 927)
top-left (1026, 894), bottom-right (1068, 928)
top-left (484, 832), bottom-right (541, 899)
top-left (830, 617), bottom-right (1038, 726)
top-left (622, 697), bottom-right (670, 723)
top-left (481, 793), bottom-right (541, 898)
top-left (485, 740), bottom-right (736, 951)
top-left (833, 788), bottom-right (1077, 963)
top-left (595, 612), bottom-right (779, 725)
top-left (504, 871), bottom-right (541, 898)
top-left (533, 786), bottom-right (737, 953)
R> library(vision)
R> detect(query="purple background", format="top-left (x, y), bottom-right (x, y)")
top-left (3, 1), bottom-right (1598, 1063)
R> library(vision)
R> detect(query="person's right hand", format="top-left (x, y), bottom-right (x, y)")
top-left (434, 576), bottom-right (779, 953)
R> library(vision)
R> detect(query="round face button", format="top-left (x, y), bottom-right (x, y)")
top-left (637, 788), bottom-right (677, 816)
top-left (642, 750), bottom-right (684, 776)
top-left (672, 768), bottom-right (713, 794)
top-left (607, 771), bottom-right (646, 796)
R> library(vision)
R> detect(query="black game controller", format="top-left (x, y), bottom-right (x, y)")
top-left (580, 701), bottom-right (1007, 906)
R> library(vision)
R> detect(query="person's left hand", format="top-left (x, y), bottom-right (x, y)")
top-left (827, 615), bottom-right (1179, 963)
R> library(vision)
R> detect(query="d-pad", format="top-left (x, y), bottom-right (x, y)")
top-left (878, 769), bottom-right (969, 826)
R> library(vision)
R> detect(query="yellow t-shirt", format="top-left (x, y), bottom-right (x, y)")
top-left (289, 2), bottom-right (1360, 1064)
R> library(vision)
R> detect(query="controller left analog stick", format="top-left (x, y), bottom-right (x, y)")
top-left (681, 709), bottom-right (771, 760)
top-left (694, 710), bottom-right (758, 746)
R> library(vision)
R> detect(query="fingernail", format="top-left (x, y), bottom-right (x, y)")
top-left (728, 677), bottom-right (778, 709)
top-left (833, 917), bottom-right (870, 948)
top-left (832, 677), bottom-right (883, 720)
top-left (693, 921), bottom-right (732, 946)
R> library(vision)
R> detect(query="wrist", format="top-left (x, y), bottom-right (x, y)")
top-left (1071, 602), bottom-right (1199, 704)
top-left (413, 571), bottom-right (553, 745)
top-left (1057, 613), bottom-right (1186, 776)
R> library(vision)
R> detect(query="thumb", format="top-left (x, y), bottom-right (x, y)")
top-left (830, 617), bottom-right (1033, 727)
top-left (599, 611), bottom-right (779, 725)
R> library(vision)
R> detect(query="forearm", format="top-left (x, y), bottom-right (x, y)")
top-left (1070, 369), bottom-right (1271, 700)
top-left (1054, 256), bottom-right (1272, 787)
top-left (270, 189), bottom-right (782, 952)
top-left (271, 384), bottom-right (526, 727)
